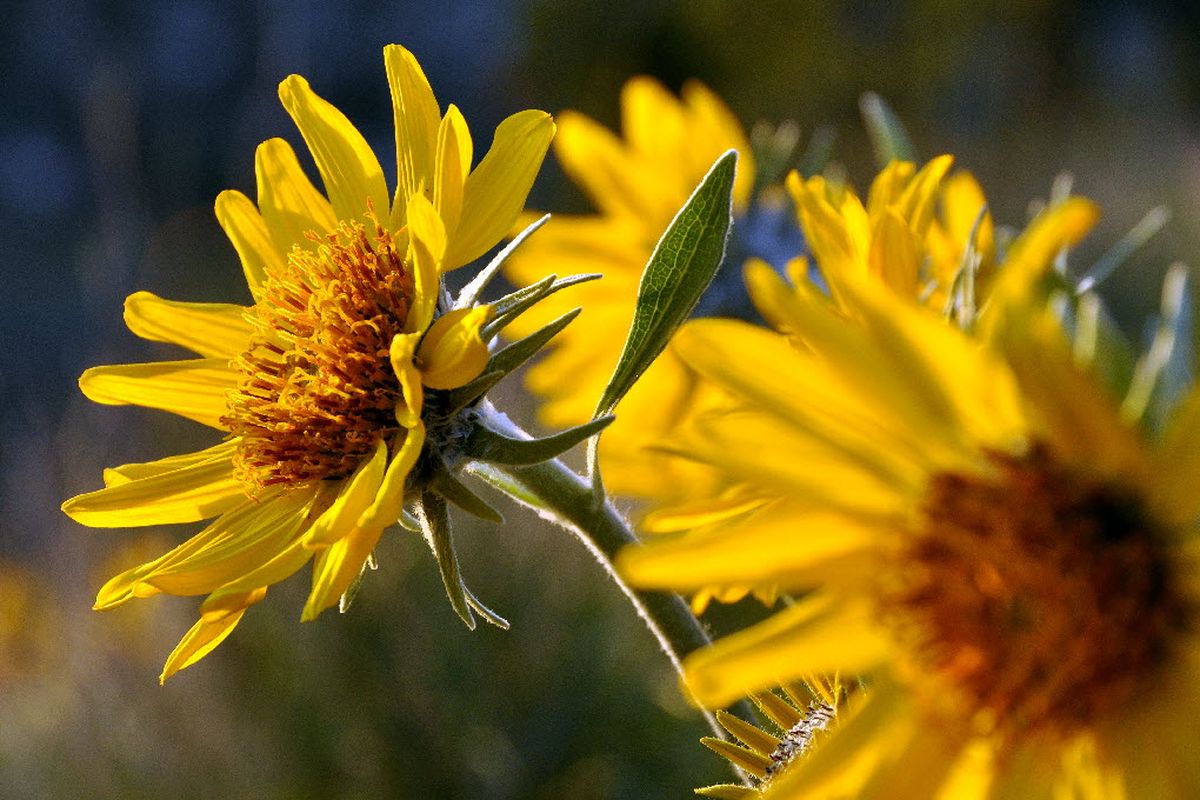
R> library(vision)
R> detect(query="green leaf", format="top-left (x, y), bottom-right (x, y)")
top-left (463, 416), bottom-right (615, 465)
top-left (593, 150), bottom-right (738, 420)
top-left (859, 92), bottom-right (915, 167)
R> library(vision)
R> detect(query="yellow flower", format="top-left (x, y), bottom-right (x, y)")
top-left (620, 266), bottom-right (1200, 797)
top-left (61, 45), bottom-right (554, 682)
top-left (784, 156), bottom-right (1097, 318)
top-left (502, 77), bottom-right (757, 502)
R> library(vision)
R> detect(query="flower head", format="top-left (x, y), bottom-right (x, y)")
top-left (620, 262), bottom-right (1200, 797)
top-left (62, 45), bottom-right (557, 681)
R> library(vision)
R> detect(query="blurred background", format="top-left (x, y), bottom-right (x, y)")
top-left (4, 1), bottom-right (1200, 797)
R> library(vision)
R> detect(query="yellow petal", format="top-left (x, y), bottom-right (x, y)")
top-left (640, 494), bottom-right (766, 534)
top-left (787, 172), bottom-right (863, 289)
top-left (78, 358), bottom-right (236, 429)
top-left (303, 521), bottom-right (385, 621)
top-left (980, 196), bottom-right (1100, 338)
top-left (681, 80), bottom-right (755, 208)
top-left (384, 43), bottom-right (441, 227)
top-left (304, 439), bottom-right (388, 548)
top-left (897, 154), bottom-right (954, 240)
top-left (199, 539), bottom-right (315, 620)
top-left (446, 109), bottom-right (555, 269)
top-left (141, 487), bottom-right (317, 597)
top-left (1153, 384), bottom-right (1200, 526)
top-left (621, 76), bottom-right (688, 171)
top-left (552, 110), bottom-right (646, 220)
top-left (821, 274), bottom-right (1027, 452)
top-left (160, 599), bottom-right (261, 683)
top-left (619, 504), bottom-right (881, 593)
top-left (214, 189), bottom-right (282, 299)
top-left (123, 291), bottom-right (252, 359)
top-left (357, 421), bottom-right (425, 531)
top-left (999, 307), bottom-right (1150, 483)
top-left (93, 488), bottom-right (286, 608)
top-left (941, 170), bottom-right (995, 264)
top-left (102, 439), bottom-right (238, 487)
top-left (254, 137), bottom-right (337, 253)
top-left (389, 332), bottom-right (425, 424)
top-left (277, 74), bottom-right (389, 223)
top-left (683, 593), bottom-right (890, 707)
top-left (665, 408), bottom-right (914, 517)
top-left (866, 160), bottom-right (915, 219)
top-left (417, 306), bottom-right (491, 390)
top-left (62, 453), bottom-right (243, 527)
top-left (854, 727), bottom-right (967, 800)
top-left (673, 311), bottom-right (938, 484)
top-left (404, 193), bottom-right (444, 335)
top-left (433, 104), bottom-right (471, 235)
top-left (868, 208), bottom-right (920, 298)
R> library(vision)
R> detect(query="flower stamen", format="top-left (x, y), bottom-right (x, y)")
top-left (224, 220), bottom-right (414, 489)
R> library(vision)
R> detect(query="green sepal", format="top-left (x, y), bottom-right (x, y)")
top-left (418, 492), bottom-right (475, 630)
top-left (797, 124), bottom-right (837, 179)
top-left (463, 584), bottom-right (510, 630)
top-left (1073, 292), bottom-right (1136, 401)
top-left (444, 371), bottom-right (507, 417)
top-left (482, 273), bottom-right (601, 340)
top-left (488, 307), bottom-right (581, 376)
top-left (431, 468), bottom-right (505, 524)
top-left (464, 415), bottom-right (615, 466)
top-left (454, 214), bottom-right (551, 311)
top-left (1075, 206), bottom-right (1169, 296)
top-left (1123, 263), bottom-right (1193, 433)
top-left (859, 92), bottom-right (916, 166)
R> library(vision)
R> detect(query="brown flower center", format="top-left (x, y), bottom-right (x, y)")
top-left (891, 445), bottom-right (1188, 741)
top-left (223, 221), bottom-right (414, 489)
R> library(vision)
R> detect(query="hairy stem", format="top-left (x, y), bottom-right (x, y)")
top-left (466, 406), bottom-right (757, 780)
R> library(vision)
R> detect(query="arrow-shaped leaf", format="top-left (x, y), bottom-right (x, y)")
top-left (592, 150), bottom-right (738, 420)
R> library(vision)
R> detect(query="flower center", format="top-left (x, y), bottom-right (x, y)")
top-left (890, 445), bottom-right (1188, 742)
top-left (223, 221), bottom-right (413, 489)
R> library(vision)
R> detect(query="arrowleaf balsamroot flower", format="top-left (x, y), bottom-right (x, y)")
top-left (62, 45), bottom-right (559, 682)
top-left (620, 263), bottom-right (1200, 797)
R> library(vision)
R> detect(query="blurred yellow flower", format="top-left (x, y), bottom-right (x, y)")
top-left (621, 267), bottom-right (1200, 797)
top-left (502, 77), bottom-right (758, 502)
top-left (61, 45), bottom-right (554, 682)
top-left (782, 156), bottom-right (1097, 319)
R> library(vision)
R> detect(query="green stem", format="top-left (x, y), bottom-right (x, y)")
top-left (466, 406), bottom-right (757, 781)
